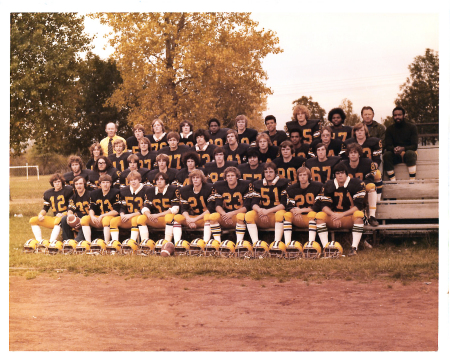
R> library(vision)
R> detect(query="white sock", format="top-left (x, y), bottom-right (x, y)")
top-left (246, 223), bottom-right (259, 244)
top-left (82, 226), bottom-right (91, 243)
top-left (283, 221), bottom-right (292, 246)
top-left (173, 222), bottom-right (182, 243)
top-left (139, 225), bottom-right (149, 241)
top-left (130, 228), bottom-right (139, 241)
top-left (308, 220), bottom-right (317, 242)
top-left (165, 224), bottom-right (173, 242)
top-left (368, 191), bottom-right (377, 218)
top-left (49, 225), bottom-right (61, 242)
top-left (316, 223), bottom-right (328, 247)
top-left (103, 227), bottom-right (111, 243)
top-left (274, 222), bottom-right (284, 243)
top-left (203, 222), bottom-right (211, 242)
top-left (31, 225), bottom-right (42, 241)
top-left (236, 223), bottom-right (246, 243)
top-left (352, 224), bottom-right (364, 249)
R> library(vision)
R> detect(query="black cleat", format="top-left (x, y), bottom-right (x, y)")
top-left (368, 216), bottom-right (379, 227)
top-left (348, 247), bottom-right (358, 257)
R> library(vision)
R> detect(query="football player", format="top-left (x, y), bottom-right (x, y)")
top-left (284, 104), bottom-right (321, 144)
top-left (158, 131), bottom-right (191, 169)
top-left (235, 114), bottom-right (258, 146)
top-left (237, 148), bottom-right (264, 183)
top-left (29, 173), bottom-right (73, 244)
top-left (328, 107), bottom-right (353, 141)
top-left (223, 129), bottom-right (249, 164)
top-left (309, 126), bottom-right (344, 158)
top-left (194, 128), bottom-right (217, 166)
top-left (81, 174), bottom-right (121, 243)
top-left (136, 137), bottom-right (157, 170)
top-left (255, 133), bottom-right (280, 163)
top-left (245, 162), bottom-right (289, 244)
top-left (63, 155), bottom-right (92, 186)
top-left (110, 170), bottom-right (149, 242)
top-left (173, 169), bottom-right (216, 243)
top-left (263, 115), bottom-right (287, 146)
top-left (126, 124), bottom-right (153, 154)
top-left (179, 120), bottom-right (195, 147)
top-left (341, 143), bottom-right (381, 226)
top-left (144, 154), bottom-right (178, 186)
top-left (173, 151), bottom-right (205, 187)
top-left (204, 147), bottom-right (238, 183)
top-left (60, 176), bottom-right (91, 241)
top-left (272, 140), bottom-right (306, 184)
top-left (282, 167), bottom-right (323, 245)
top-left (208, 118), bottom-right (229, 146)
top-left (304, 143), bottom-right (341, 184)
top-left (119, 154), bottom-right (150, 188)
top-left (289, 129), bottom-right (310, 158)
top-left (88, 156), bottom-right (121, 190)
top-left (86, 142), bottom-right (103, 170)
top-left (149, 118), bottom-right (168, 151)
top-left (108, 138), bottom-right (130, 172)
top-left (313, 162), bottom-right (366, 256)
top-left (137, 172), bottom-right (181, 243)
top-left (209, 167), bottom-right (253, 242)
top-left (343, 123), bottom-right (383, 167)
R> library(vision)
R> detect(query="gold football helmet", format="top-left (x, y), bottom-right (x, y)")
top-left (189, 238), bottom-right (206, 256)
top-left (62, 239), bottom-right (78, 255)
top-left (174, 240), bottom-right (190, 255)
top-left (138, 239), bottom-right (156, 256)
top-left (204, 239), bottom-right (221, 256)
top-left (47, 240), bottom-right (63, 255)
top-left (121, 239), bottom-right (139, 255)
top-left (285, 240), bottom-right (303, 259)
top-left (269, 240), bottom-right (287, 258)
top-left (87, 239), bottom-right (106, 255)
top-left (302, 241), bottom-right (322, 259)
top-left (322, 241), bottom-right (343, 259)
top-left (235, 240), bottom-right (253, 259)
top-left (36, 239), bottom-right (50, 253)
top-left (23, 239), bottom-right (39, 254)
top-left (218, 240), bottom-right (236, 257)
top-left (154, 239), bottom-right (169, 255)
top-left (105, 240), bottom-right (122, 255)
top-left (253, 240), bottom-right (270, 259)
top-left (75, 240), bottom-right (91, 254)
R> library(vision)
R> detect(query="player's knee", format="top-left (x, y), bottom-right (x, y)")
top-left (54, 216), bottom-right (62, 226)
top-left (209, 212), bottom-right (221, 223)
top-left (110, 216), bottom-right (121, 228)
top-left (365, 183), bottom-right (376, 192)
top-left (165, 213), bottom-right (175, 224)
top-left (352, 210), bottom-right (364, 220)
top-left (307, 211), bottom-right (317, 221)
top-left (284, 212), bottom-right (293, 222)
top-left (245, 210), bottom-right (257, 224)
top-left (374, 170), bottom-right (382, 182)
top-left (29, 216), bottom-right (39, 225)
top-left (174, 214), bottom-right (185, 223)
top-left (137, 214), bottom-right (147, 226)
top-left (102, 216), bottom-right (112, 227)
top-left (80, 215), bottom-right (91, 226)
top-left (315, 212), bottom-right (327, 221)
top-left (275, 210), bottom-right (286, 222)
top-left (236, 213), bottom-right (245, 222)
top-left (131, 217), bottom-right (139, 227)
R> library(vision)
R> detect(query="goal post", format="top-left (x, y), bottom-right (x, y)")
top-left (10, 164), bottom-right (40, 180)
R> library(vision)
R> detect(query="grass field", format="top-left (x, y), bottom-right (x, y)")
top-left (9, 175), bottom-right (439, 283)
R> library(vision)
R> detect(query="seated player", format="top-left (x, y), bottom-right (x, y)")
top-left (284, 104), bottom-right (321, 144)
top-left (204, 147), bottom-right (238, 183)
top-left (126, 124), bottom-right (153, 154)
top-left (86, 142), bottom-right (103, 170)
top-left (137, 172), bottom-right (180, 243)
top-left (158, 131), bottom-right (191, 169)
top-left (110, 170), bottom-right (149, 243)
top-left (60, 176), bottom-right (91, 241)
top-left (341, 143), bottom-right (382, 226)
top-left (80, 174), bottom-right (120, 244)
top-left (282, 166), bottom-right (323, 246)
top-left (209, 167), bottom-right (253, 243)
top-left (194, 129), bottom-right (217, 166)
top-left (63, 155), bottom-right (92, 186)
top-left (173, 169), bottom-right (216, 243)
top-left (245, 162), bottom-right (289, 244)
top-left (136, 137), bottom-right (157, 170)
top-left (328, 107), bottom-right (353, 141)
top-left (149, 118), bottom-right (168, 151)
top-left (255, 133), bottom-right (280, 163)
top-left (144, 154), bottom-right (178, 186)
top-left (29, 173), bottom-right (73, 244)
top-left (343, 122), bottom-right (382, 168)
top-left (208, 118), bottom-right (229, 146)
top-left (237, 148), bottom-right (264, 183)
top-left (174, 151), bottom-right (205, 187)
top-left (235, 114), bottom-right (258, 146)
top-left (273, 140), bottom-right (307, 184)
top-left (179, 120), bottom-right (195, 147)
top-left (313, 163), bottom-right (366, 256)
top-left (108, 138), bottom-right (130, 172)
top-left (289, 129), bottom-right (310, 158)
top-left (305, 143), bottom-right (341, 184)
top-left (263, 115), bottom-right (287, 146)
top-left (309, 126), bottom-right (344, 158)
top-left (223, 129), bottom-right (249, 164)
top-left (119, 154), bottom-right (150, 188)
top-left (88, 156), bottom-right (121, 190)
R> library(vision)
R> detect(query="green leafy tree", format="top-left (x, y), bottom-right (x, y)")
top-left (338, 98), bottom-right (360, 126)
top-left (292, 96), bottom-right (326, 122)
top-left (10, 13), bottom-right (92, 156)
top-left (92, 12), bottom-right (283, 131)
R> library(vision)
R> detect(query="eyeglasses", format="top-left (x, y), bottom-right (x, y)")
top-left (98, 161), bottom-right (106, 165)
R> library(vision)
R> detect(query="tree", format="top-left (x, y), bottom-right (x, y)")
top-left (292, 96), bottom-right (326, 122)
top-left (395, 48), bottom-right (439, 127)
top-left (339, 98), bottom-right (360, 126)
top-left (10, 13), bottom-right (92, 155)
top-left (92, 13), bottom-right (283, 131)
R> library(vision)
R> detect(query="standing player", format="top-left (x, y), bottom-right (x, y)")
top-left (343, 123), bottom-right (382, 167)
top-left (158, 132), bottom-right (191, 169)
top-left (194, 129), bottom-right (217, 166)
top-left (237, 148), bottom-right (264, 183)
top-left (235, 114), bottom-right (258, 146)
top-left (289, 129), bottom-right (310, 158)
top-left (173, 151), bottom-right (205, 187)
top-left (86, 143), bottom-right (103, 170)
top-left (136, 137), bottom-right (157, 170)
top-left (255, 133), bottom-right (280, 163)
top-left (145, 154), bottom-right (178, 186)
top-left (204, 147), bottom-right (238, 183)
top-left (126, 124), bottom-right (152, 154)
top-left (328, 107), bottom-right (353, 141)
top-left (63, 156), bottom-right (92, 186)
top-left (108, 139), bottom-right (130, 172)
top-left (29, 173), bottom-right (73, 244)
top-left (285, 105), bottom-right (321, 144)
top-left (263, 115), bottom-right (287, 146)
top-left (149, 118), bottom-right (168, 151)
top-left (309, 126), bottom-right (344, 158)
top-left (305, 143), bottom-right (341, 184)
top-left (179, 120), bottom-right (195, 147)
top-left (208, 118), bottom-right (229, 147)
top-left (313, 163), bottom-right (366, 256)
top-left (273, 140), bottom-right (306, 184)
top-left (245, 162), bottom-right (289, 244)
top-left (223, 129), bottom-right (249, 164)
top-left (119, 154), bottom-right (150, 188)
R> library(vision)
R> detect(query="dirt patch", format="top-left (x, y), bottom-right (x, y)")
top-left (9, 274), bottom-right (438, 351)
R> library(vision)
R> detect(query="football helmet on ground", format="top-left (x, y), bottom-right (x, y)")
top-left (174, 240), bottom-right (190, 255)
top-left (269, 240), bottom-right (287, 258)
top-left (154, 239), bottom-right (169, 255)
top-left (285, 240), bottom-right (303, 259)
top-left (62, 239), bottom-right (78, 255)
top-left (75, 240), bottom-right (91, 254)
top-left (189, 238), bottom-right (206, 256)
top-left (138, 239), bottom-right (156, 256)
top-left (322, 241), bottom-right (343, 259)
top-left (105, 240), bottom-right (122, 255)
top-left (121, 239), bottom-right (139, 255)
top-left (204, 239), bottom-right (221, 256)
top-left (235, 240), bottom-right (253, 259)
top-left (218, 240), bottom-right (236, 257)
top-left (47, 240), bottom-right (63, 255)
top-left (23, 239), bottom-right (39, 253)
top-left (36, 239), bottom-right (50, 253)
top-left (87, 239), bottom-right (106, 255)
top-left (302, 241), bottom-right (322, 259)
top-left (253, 240), bottom-right (270, 259)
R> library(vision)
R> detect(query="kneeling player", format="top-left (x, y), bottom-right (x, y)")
top-left (209, 167), bottom-right (253, 242)
top-left (314, 163), bottom-right (366, 256)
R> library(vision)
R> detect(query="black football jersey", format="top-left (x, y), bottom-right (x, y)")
top-left (257, 146), bottom-right (280, 163)
top-left (89, 188), bottom-right (121, 216)
top-left (285, 119), bottom-right (321, 144)
top-left (330, 125), bottom-right (353, 142)
top-left (293, 143), bottom-right (311, 159)
top-left (208, 128), bottom-right (229, 147)
top-left (317, 177), bottom-right (366, 212)
top-left (263, 130), bottom-right (288, 147)
top-left (204, 161), bottom-right (239, 183)
top-left (173, 167), bottom-right (206, 187)
top-left (309, 139), bottom-right (344, 158)
top-left (136, 151), bottom-right (157, 170)
top-left (158, 145), bottom-right (191, 169)
top-left (238, 128), bottom-right (258, 146)
top-left (143, 184), bottom-right (180, 214)
top-left (119, 184), bottom-right (149, 214)
top-left (273, 156), bottom-right (307, 184)
top-left (286, 181), bottom-right (323, 211)
top-left (224, 143), bottom-right (249, 164)
top-left (237, 163), bottom-right (264, 183)
top-left (42, 185), bottom-right (73, 215)
top-left (144, 168), bottom-right (178, 186)
top-left (305, 156), bottom-right (341, 184)
top-left (179, 133), bottom-right (195, 148)
top-left (119, 168), bottom-right (150, 188)
top-left (251, 177), bottom-right (290, 209)
top-left (108, 152), bottom-right (131, 172)
top-left (68, 190), bottom-right (91, 217)
top-left (126, 135), bottom-right (153, 154)
top-left (343, 137), bottom-right (383, 166)
top-left (213, 179), bottom-right (253, 212)
top-left (195, 143), bottom-right (217, 166)
top-left (179, 183), bottom-right (216, 215)
top-left (341, 158), bottom-right (377, 184)
top-left (88, 167), bottom-right (121, 190)
top-left (150, 133), bottom-right (168, 152)
top-left (86, 158), bottom-right (95, 171)
top-left (63, 169), bottom-right (93, 186)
